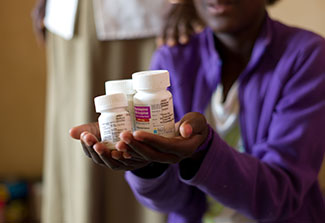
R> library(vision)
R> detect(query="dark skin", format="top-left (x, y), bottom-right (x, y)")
top-left (70, 0), bottom-right (272, 173)
top-left (193, 0), bottom-right (267, 98)
top-left (70, 112), bottom-right (209, 171)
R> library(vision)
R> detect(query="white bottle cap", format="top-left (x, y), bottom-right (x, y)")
top-left (105, 79), bottom-right (136, 95)
top-left (132, 70), bottom-right (170, 90)
top-left (94, 93), bottom-right (128, 113)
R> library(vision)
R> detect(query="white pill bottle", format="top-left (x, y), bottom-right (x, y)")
top-left (105, 79), bottom-right (136, 131)
top-left (132, 70), bottom-right (175, 137)
top-left (94, 93), bottom-right (132, 149)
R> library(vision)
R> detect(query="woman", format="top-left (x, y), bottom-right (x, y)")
top-left (70, 0), bottom-right (325, 222)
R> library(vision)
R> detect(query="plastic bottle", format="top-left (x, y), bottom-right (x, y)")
top-left (132, 70), bottom-right (175, 137)
top-left (94, 93), bottom-right (132, 149)
top-left (105, 79), bottom-right (136, 130)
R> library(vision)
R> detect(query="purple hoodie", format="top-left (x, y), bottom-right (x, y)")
top-left (125, 15), bottom-right (325, 223)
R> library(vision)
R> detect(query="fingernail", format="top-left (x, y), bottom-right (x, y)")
top-left (116, 142), bottom-right (126, 152)
top-left (93, 145), bottom-right (103, 155)
top-left (112, 153), bottom-right (120, 160)
top-left (179, 35), bottom-right (188, 45)
top-left (133, 132), bottom-right (143, 141)
top-left (80, 131), bottom-right (87, 138)
top-left (181, 123), bottom-right (192, 138)
top-left (167, 38), bottom-right (176, 47)
top-left (123, 137), bottom-right (131, 144)
top-left (123, 152), bottom-right (132, 159)
top-left (82, 136), bottom-right (90, 146)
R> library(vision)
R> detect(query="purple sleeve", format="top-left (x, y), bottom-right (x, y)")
top-left (124, 47), bottom-right (207, 223)
top-left (179, 39), bottom-right (325, 221)
top-left (125, 165), bottom-right (206, 223)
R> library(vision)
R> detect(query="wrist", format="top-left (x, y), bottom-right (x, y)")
top-left (179, 125), bottom-right (213, 180)
top-left (131, 162), bottom-right (169, 179)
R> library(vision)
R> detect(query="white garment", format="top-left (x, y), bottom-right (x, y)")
top-left (208, 82), bottom-right (240, 137)
top-left (44, 0), bottom-right (168, 40)
top-left (204, 83), bottom-right (254, 223)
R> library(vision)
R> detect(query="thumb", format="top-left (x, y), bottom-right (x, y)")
top-left (179, 112), bottom-right (208, 138)
top-left (69, 122), bottom-right (100, 140)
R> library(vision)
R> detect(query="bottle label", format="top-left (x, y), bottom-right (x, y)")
top-left (134, 97), bottom-right (175, 137)
top-left (99, 113), bottom-right (132, 148)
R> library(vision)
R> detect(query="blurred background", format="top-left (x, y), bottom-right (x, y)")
top-left (0, 0), bottom-right (324, 222)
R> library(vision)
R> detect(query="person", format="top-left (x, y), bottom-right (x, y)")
top-left (70, 0), bottom-right (325, 222)
top-left (31, 0), bottom-right (204, 222)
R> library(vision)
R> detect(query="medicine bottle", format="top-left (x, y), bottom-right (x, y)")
top-left (132, 70), bottom-right (175, 137)
top-left (94, 93), bottom-right (132, 149)
top-left (105, 79), bottom-right (136, 131)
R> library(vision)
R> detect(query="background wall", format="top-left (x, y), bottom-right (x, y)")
top-left (0, 0), bottom-right (324, 184)
top-left (268, 0), bottom-right (325, 36)
top-left (0, 0), bottom-right (46, 179)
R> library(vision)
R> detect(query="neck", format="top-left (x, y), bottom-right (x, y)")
top-left (214, 13), bottom-right (266, 64)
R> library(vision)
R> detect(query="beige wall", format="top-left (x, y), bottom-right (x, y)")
top-left (268, 0), bottom-right (325, 37)
top-left (0, 1), bottom-right (324, 180)
top-left (0, 0), bottom-right (46, 178)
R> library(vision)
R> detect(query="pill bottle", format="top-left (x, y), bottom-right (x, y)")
top-left (94, 93), bottom-right (132, 149)
top-left (132, 70), bottom-right (175, 137)
top-left (105, 79), bottom-right (136, 131)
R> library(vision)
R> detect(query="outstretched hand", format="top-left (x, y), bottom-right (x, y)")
top-left (69, 112), bottom-right (209, 170)
top-left (117, 112), bottom-right (209, 164)
top-left (69, 122), bottom-right (151, 170)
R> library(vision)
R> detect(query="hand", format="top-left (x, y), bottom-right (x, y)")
top-left (157, 0), bottom-right (205, 47)
top-left (31, 0), bottom-right (47, 46)
top-left (69, 123), bottom-right (150, 171)
top-left (117, 112), bottom-right (209, 164)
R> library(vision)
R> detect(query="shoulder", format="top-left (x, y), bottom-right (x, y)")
top-left (151, 29), bottom-right (211, 69)
top-left (270, 18), bottom-right (325, 56)
top-left (150, 29), bottom-right (212, 85)
top-left (267, 19), bottom-right (325, 96)
top-left (266, 18), bottom-right (325, 81)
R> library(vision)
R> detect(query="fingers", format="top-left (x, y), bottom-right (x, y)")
top-left (165, 27), bottom-right (178, 47)
top-left (81, 141), bottom-right (91, 158)
top-left (93, 142), bottom-right (149, 170)
top-left (132, 130), bottom-right (194, 156)
top-left (115, 141), bottom-right (143, 160)
top-left (93, 143), bottom-right (126, 170)
top-left (131, 113), bottom-right (208, 157)
top-left (72, 116), bottom-right (207, 166)
top-left (177, 22), bottom-right (191, 45)
top-left (69, 123), bottom-right (100, 140)
top-left (120, 131), bottom-right (180, 163)
top-left (192, 20), bottom-right (205, 34)
top-left (161, 1), bottom-right (205, 47)
top-left (179, 122), bottom-right (193, 138)
top-left (80, 131), bottom-right (105, 165)
top-left (117, 131), bottom-right (145, 159)
top-left (169, 0), bottom-right (186, 3)
top-left (77, 128), bottom-right (150, 170)
top-left (179, 112), bottom-right (208, 137)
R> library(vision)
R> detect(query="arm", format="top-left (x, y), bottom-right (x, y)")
top-left (179, 39), bottom-right (325, 221)
top-left (125, 165), bottom-right (207, 223)
top-left (123, 112), bottom-right (209, 223)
